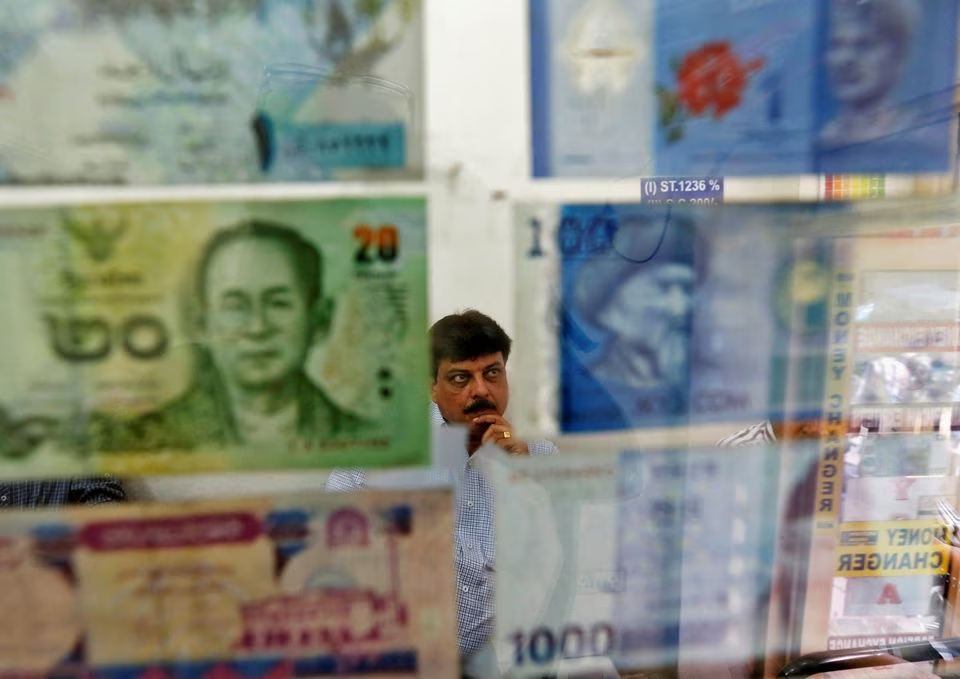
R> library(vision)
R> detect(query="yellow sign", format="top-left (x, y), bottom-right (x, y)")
top-left (834, 520), bottom-right (949, 577)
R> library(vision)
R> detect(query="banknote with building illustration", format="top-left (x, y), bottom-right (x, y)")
top-left (513, 201), bottom-right (816, 436)
top-left (0, 196), bottom-right (429, 477)
top-left (481, 444), bottom-right (781, 677)
top-left (0, 0), bottom-right (422, 184)
top-left (0, 487), bottom-right (457, 677)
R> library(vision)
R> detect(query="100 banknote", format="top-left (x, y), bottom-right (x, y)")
top-left (0, 197), bottom-right (428, 477)
top-left (513, 202), bottom-right (821, 436)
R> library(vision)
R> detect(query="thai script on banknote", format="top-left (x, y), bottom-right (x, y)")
top-left (0, 197), bottom-right (429, 476)
top-left (0, 0), bottom-right (422, 184)
top-left (0, 488), bottom-right (457, 677)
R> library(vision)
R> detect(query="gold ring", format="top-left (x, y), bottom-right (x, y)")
top-left (502, 430), bottom-right (512, 440)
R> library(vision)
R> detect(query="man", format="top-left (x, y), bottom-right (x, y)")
top-left (326, 310), bottom-right (558, 672)
top-left (113, 219), bottom-right (365, 450)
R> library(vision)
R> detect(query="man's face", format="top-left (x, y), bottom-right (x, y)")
top-left (431, 352), bottom-right (509, 426)
top-left (826, 16), bottom-right (903, 108)
top-left (202, 237), bottom-right (314, 391)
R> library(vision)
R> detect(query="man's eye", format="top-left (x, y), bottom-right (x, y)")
top-left (268, 296), bottom-right (294, 310)
top-left (450, 375), bottom-right (469, 386)
top-left (485, 368), bottom-right (502, 379)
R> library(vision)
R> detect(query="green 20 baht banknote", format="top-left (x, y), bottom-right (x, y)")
top-left (0, 197), bottom-right (428, 477)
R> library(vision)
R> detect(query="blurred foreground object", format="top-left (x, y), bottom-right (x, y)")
top-left (0, 487), bottom-right (456, 677)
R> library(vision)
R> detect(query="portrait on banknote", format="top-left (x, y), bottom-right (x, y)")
top-left (562, 208), bottom-right (697, 430)
top-left (816, 0), bottom-right (956, 174)
top-left (0, 0), bottom-right (422, 184)
top-left (515, 202), bottom-right (797, 434)
top-left (114, 219), bottom-right (369, 451)
top-left (529, 0), bottom-right (957, 176)
top-left (0, 489), bottom-right (457, 677)
top-left (0, 198), bottom-right (428, 476)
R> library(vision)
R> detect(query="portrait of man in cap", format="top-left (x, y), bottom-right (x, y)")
top-left (573, 211), bottom-right (698, 388)
top-left (561, 209), bottom-right (700, 431)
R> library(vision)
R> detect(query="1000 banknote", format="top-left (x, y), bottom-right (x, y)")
top-left (514, 202), bottom-right (823, 437)
top-left (0, 0), bottom-right (423, 184)
top-left (479, 444), bottom-right (788, 677)
top-left (0, 487), bottom-right (457, 677)
top-left (0, 197), bottom-right (428, 477)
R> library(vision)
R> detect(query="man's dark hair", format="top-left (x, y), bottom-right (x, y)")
top-left (196, 219), bottom-right (322, 309)
top-left (430, 310), bottom-right (512, 379)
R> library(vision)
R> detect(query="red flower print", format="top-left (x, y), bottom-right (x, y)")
top-left (675, 41), bottom-right (764, 119)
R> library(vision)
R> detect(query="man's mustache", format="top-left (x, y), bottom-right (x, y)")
top-left (463, 399), bottom-right (497, 415)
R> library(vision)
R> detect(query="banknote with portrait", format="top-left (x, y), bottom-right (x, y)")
top-left (529, 0), bottom-right (957, 177)
top-left (480, 444), bottom-right (783, 677)
top-left (0, 197), bottom-right (428, 477)
top-left (513, 201), bottom-right (818, 438)
top-left (0, 0), bottom-right (422, 184)
top-left (0, 487), bottom-right (457, 677)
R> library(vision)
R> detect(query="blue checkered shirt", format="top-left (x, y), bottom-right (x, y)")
top-left (325, 404), bottom-right (558, 658)
top-left (0, 477), bottom-right (126, 509)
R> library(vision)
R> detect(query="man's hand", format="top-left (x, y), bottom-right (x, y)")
top-left (472, 414), bottom-right (529, 456)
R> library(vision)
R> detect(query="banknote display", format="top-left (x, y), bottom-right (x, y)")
top-left (483, 446), bottom-right (781, 677)
top-left (0, 0), bottom-right (422, 184)
top-left (0, 488), bottom-right (458, 677)
top-left (514, 202), bottom-right (812, 434)
top-left (530, 0), bottom-right (957, 177)
top-left (0, 197), bottom-right (429, 477)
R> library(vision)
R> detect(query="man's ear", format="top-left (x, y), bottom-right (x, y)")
top-left (430, 377), bottom-right (439, 403)
top-left (310, 296), bottom-right (334, 343)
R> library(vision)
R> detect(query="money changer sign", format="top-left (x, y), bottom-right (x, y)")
top-left (835, 520), bottom-right (950, 577)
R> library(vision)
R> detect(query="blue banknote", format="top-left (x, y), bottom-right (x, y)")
top-left (487, 444), bottom-right (789, 676)
top-left (0, 0), bottom-right (422, 184)
top-left (538, 202), bottom-right (807, 432)
top-left (530, 0), bottom-right (957, 177)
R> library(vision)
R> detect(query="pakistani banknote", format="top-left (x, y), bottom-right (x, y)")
top-left (530, 0), bottom-right (957, 176)
top-left (0, 0), bottom-right (422, 184)
top-left (0, 197), bottom-right (428, 477)
top-left (0, 487), bottom-right (457, 677)
top-left (513, 201), bottom-right (826, 437)
top-left (480, 444), bottom-right (789, 677)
